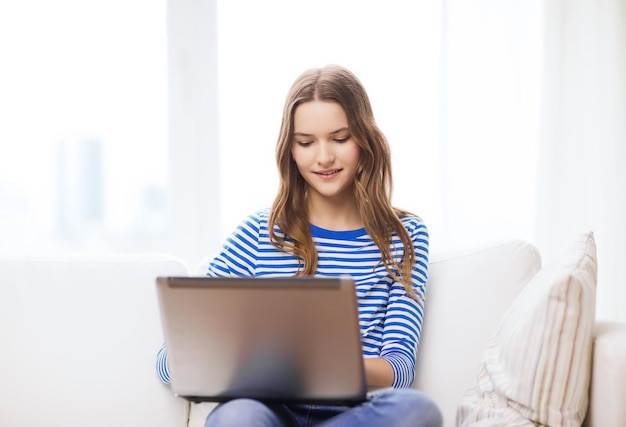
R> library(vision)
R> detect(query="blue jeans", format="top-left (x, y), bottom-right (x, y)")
top-left (204, 388), bottom-right (442, 427)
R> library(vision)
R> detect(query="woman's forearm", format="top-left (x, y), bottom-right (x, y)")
top-left (363, 357), bottom-right (394, 388)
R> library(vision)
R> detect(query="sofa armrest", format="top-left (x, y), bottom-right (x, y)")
top-left (583, 321), bottom-right (626, 427)
top-left (0, 255), bottom-right (190, 427)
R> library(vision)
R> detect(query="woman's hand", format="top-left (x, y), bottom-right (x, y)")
top-left (363, 357), bottom-right (394, 388)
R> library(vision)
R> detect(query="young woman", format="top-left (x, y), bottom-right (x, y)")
top-left (157, 65), bottom-right (442, 427)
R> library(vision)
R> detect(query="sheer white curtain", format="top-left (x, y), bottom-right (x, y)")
top-left (538, 0), bottom-right (626, 322)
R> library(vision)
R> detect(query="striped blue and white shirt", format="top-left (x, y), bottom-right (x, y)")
top-left (157, 208), bottom-right (429, 388)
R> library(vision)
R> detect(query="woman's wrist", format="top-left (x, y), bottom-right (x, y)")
top-left (363, 357), bottom-right (394, 388)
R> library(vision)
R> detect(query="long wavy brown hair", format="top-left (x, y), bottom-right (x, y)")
top-left (268, 65), bottom-right (419, 300)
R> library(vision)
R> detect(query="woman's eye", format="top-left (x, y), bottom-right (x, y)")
top-left (297, 141), bottom-right (313, 147)
top-left (334, 136), bottom-right (350, 143)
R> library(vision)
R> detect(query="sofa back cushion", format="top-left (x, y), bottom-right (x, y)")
top-left (0, 255), bottom-right (189, 427)
top-left (414, 239), bottom-right (542, 427)
top-left (456, 232), bottom-right (597, 426)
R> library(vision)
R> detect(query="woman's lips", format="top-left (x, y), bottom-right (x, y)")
top-left (314, 169), bottom-right (342, 179)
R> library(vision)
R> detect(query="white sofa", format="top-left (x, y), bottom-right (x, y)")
top-left (1, 238), bottom-right (624, 427)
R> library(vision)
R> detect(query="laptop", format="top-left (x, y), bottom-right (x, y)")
top-left (155, 276), bottom-right (368, 405)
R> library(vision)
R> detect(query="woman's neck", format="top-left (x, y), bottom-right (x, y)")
top-left (307, 194), bottom-right (363, 231)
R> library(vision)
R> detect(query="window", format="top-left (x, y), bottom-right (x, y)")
top-left (0, 1), bottom-right (168, 256)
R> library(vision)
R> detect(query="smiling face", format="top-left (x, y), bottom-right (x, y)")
top-left (291, 100), bottom-right (361, 205)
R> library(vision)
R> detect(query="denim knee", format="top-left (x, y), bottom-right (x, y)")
top-left (374, 389), bottom-right (443, 427)
top-left (205, 399), bottom-right (286, 427)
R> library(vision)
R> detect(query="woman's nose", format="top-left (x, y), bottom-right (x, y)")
top-left (317, 141), bottom-right (335, 165)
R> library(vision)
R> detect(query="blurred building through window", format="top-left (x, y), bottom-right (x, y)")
top-left (57, 137), bottom-right (104, 237)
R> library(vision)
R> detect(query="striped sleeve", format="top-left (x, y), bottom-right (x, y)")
top-left (156, 342), bottom-right (170, 384)
top-left (206, 211), bottom-right (264, 277)
top-left (380, 217), bottom-right (429, 388)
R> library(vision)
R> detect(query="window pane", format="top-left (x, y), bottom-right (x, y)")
top-left (0, 1), bottom-right (168, 255)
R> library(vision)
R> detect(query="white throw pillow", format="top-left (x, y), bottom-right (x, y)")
top-left (456, 232), bottom-right (597, 427)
